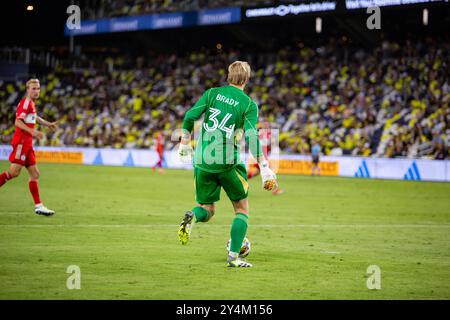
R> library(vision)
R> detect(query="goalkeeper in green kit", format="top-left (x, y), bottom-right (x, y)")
top-left (178, 61), bottom-right (277, 268)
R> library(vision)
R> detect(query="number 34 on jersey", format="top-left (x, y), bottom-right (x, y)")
top-left (203, 107), bottom-right (236, 139)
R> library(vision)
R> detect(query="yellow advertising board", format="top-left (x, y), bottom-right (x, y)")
top-left (270, 159), bottom-right (339, 176)
top-left (36, 151), bottom-right (83, 164)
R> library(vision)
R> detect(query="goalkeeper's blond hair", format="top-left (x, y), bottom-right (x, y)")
top-left (227, 61), bottom-right (251, 86)
top-left (26, 78), bottom-right (40, 88)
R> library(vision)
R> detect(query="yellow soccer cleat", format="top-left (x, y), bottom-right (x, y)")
top-left (178, 211), bottom-right (194, 245)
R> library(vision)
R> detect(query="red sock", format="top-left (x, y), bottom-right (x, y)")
top-left (29, 180), bottom-right (42, 205)
top-left (0, 172), bottom-right (12, 187)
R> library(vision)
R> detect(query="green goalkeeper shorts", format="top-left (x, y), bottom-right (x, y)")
top-left (194, 163), bottom-right (249, 204)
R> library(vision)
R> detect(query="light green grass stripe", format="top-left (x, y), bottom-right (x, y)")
top-left (0, 224), bottom-right (449, 228)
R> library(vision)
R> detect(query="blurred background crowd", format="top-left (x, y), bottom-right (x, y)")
top-left (1, 36), bottom-right (448, 159)
top-left (1, 1), bottom-right (449, 160)
top-left (80, 0), bottom-right (296, 19)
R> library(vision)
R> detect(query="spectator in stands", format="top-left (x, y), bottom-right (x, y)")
top-left (432, 137), bottom-right (448, 160)
top-left (1, 37), bottom-right (448, 160)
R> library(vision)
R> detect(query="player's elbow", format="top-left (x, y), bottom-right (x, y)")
top-left (15, 119), bottom-right (26, 128)
top-left (244, 128), bottom-right (258, 141)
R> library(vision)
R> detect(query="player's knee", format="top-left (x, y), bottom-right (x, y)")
top-left (232, 199), bottom-right (249, 215)
top-left (30, 170), bottom-right (40, 180)
top-left (234, 206), bottom-right (249, 215)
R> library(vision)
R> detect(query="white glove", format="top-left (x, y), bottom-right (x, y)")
top-left (259, 160), bottom-right (277, 191)
top-left (178, 141), bottom-right (193, 164)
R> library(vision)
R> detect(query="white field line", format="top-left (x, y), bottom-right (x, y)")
top-left (0, 224), bottom-right (449, 228)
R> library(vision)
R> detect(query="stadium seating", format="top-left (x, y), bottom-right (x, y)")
top-left (0, 37), bottom-right (448, 159)
top-left (80, 0), bottom-right (288, 18)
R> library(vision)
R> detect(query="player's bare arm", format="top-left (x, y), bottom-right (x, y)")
top-left (14, 118), bottom-right (44, 140)
top-left (37, 116), bottom-right (58, 131)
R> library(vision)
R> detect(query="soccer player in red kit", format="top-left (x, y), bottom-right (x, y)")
top-left (0, 79), bottom-right (58, 216)
top-left (247, 121), bottom-right (284, 195)
top-left (152, 132), bottom-right (165, 174)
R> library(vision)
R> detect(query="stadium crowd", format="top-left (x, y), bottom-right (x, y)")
top-left (0, 37), bottom-right (449, 159)
top-left (80, 0), bottom-right (296, 19)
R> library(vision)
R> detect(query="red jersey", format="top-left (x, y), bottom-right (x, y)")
top-left (12, 98), bottom-right (37, 146)
top-left (259, 129), bottom-right (271, 157)
top-left (156, 134), bottom-right (165, 154)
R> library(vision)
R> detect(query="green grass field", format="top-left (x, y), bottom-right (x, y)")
top-left (0, 161), bottom-right (449, 300)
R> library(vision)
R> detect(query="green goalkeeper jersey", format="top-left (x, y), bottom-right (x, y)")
top-left (182, 85), bottom-right (263, 173)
